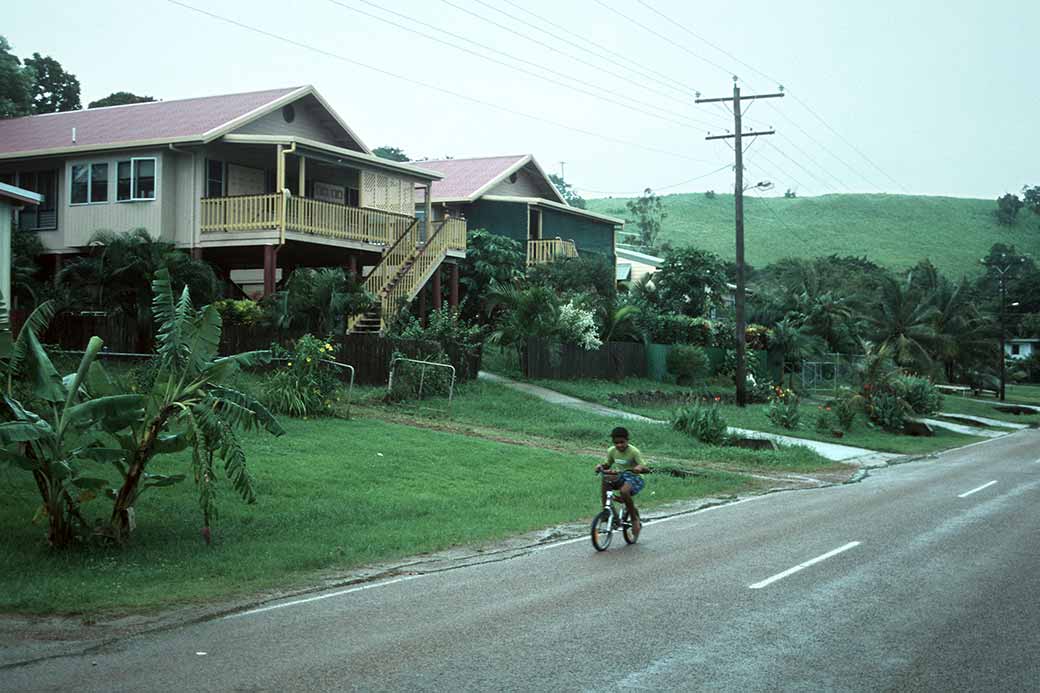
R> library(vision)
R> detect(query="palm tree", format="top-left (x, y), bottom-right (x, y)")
top-left (484, 281), bottom-right (560, 374)
top-left (860, 275), bottom-right (939, 371)
top-left (58, 229), bottom-right (218, 350)
top-left (929, 277), bottom-right (991, 382)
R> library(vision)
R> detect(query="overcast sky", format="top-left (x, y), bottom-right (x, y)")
top-left (7, 0), bottom-right (1038, 199)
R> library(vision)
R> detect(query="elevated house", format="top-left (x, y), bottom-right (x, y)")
top-left (415, 155), bottom-right (622, 268)
top-left (0, 86), bottom-right (466, 332)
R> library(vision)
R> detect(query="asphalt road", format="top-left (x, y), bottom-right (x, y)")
top-left (3, 430), bottom-right (1039, 692)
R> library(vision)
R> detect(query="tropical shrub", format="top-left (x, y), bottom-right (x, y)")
top-left (891, 375), bottom-right (943, 416)
top-left (672, 402), bottom-right (727, 445)
top-left (767, 386), bottom-right (801, 429)
top-left (666, 345), bottom-right (709, 385)
top-left (868, 390), bottom-right (910, 432)
top-left (263, 334), bottom-right (340, 417)
top-left (268, 268), bottom-right (373, 335)
top-left (642, 314), bottom-right (713, 346)
top-left (832, 389), bottom-right (859, 431)
top-left (214, 298), bottom-right (265, 325)
top-left (814, 406), bottom-right (837, 434)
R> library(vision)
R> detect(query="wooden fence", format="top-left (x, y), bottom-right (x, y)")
top-left (524, 339), bottom-right (646, 380)
top-left (41, 314), bottom-right (481, 386)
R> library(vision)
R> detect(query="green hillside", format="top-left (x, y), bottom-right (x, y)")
top-left (587, 193), bottom-right (1040, 277)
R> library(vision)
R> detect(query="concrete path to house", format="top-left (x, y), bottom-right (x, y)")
top-left (478, 372), bottom-right (893, 464)
top-left (915, 417), bottom-right (1008, 438)
top-left (938, 413), bottom-right (1031, 430)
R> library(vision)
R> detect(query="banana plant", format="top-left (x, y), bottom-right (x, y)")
top-left (0, 332), bottom-right (146, 547)
top-left (97, 268), bottom-right (284, 541)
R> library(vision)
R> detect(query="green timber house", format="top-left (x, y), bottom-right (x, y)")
top-left (416, 154), bottom-right (623, 267)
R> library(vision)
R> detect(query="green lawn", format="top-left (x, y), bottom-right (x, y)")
top-left (1, 417), bottom-right (763, 615)
top-left (526, 377), bottom-right (985, 455)
top-left (1005, 384), bottom-right (1040, 406)
top-left (588, 192), bottom-right (1040, 277)
top-left (381, 379), bottom-right (839, 472)
top-left (940, 395), bottom-right (1040, 426)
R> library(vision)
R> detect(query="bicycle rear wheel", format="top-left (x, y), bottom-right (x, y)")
top-left (622, 508), bottom-right (639, 544)
top-left (591, 510), bottom-right (613, 551)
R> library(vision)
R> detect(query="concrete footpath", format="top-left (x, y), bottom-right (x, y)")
top-left (478, 372), bottom-right (899, 464)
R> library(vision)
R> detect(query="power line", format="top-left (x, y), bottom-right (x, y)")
top-left (591, 0), bottom-right (729, 92)
top-left (762, 140), bottom-right (840, 194)
top-left (327, 0), bottom-right (714, 132)
top-left (470, 0), bottom-right (694, 104)
top-left (496, 0), bottom-right (696, 99)
top-left (633, 0), bottom-right (908, 192)
top-left (164, 0), bottom-right (718, 165)
top-left (575, 164), bottom-right (733, 195)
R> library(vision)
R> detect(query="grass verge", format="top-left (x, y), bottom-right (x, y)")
top-left (526, 377), bottom-right (986, 455)
top-left (1, 417), bottom-right (764, 615)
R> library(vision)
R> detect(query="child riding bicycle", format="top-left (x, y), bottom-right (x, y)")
top-left (595, 426), bottom-right (649, 535)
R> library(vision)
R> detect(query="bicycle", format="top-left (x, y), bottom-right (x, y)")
top-left (591, 470), bottom-right (640, 551)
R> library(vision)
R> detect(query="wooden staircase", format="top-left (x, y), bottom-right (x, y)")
top-left (347, 218), bottom-right (454, 335)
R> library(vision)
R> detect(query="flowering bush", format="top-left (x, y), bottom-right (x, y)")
top-left (558, 301), bottom-right (602, 351)
top-left (672, 401), bottom-right (728, 445)
top-left (815, 405), bottom-right (837, 434)
top-left (767, 386), bottom-right (801, 429)
top-left (263, 334), bottom-right (341, 417)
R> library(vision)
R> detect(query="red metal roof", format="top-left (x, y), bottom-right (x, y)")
top-left (0, 87), bottom-right (304, 157)
top-left (418, 155), bottom-right (529, 201)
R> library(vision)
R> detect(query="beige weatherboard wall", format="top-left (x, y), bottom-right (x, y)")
top-left (0, 182), bottom-right (43, 302)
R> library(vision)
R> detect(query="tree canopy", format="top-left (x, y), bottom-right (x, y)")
top-left (548, 173), bottom-right (586, 209)
top-left (0, 37), bottom-right (32, 118)
top-left (372, 146), bottom-right (409, 162)
top-left (88, 91), bottom-right (156, 108)
top-left (23, 52), bottom-right (80, 113)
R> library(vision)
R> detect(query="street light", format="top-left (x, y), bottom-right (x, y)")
top-left (980, 254), bottom-right (1026, 401)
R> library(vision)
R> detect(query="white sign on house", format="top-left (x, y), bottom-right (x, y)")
top-left (227, 164), bottom-right (266, 196)
top-left (313, 181), bottom-right (346, 205)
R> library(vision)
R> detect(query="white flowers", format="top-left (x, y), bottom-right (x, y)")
top-left (558, 301), bottom-right (603, 351)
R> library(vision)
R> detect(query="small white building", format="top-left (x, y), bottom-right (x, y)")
top-left (0, 181), bottom-right (43, 304)
top-left (1006, 338), bottom-right (1038, 360)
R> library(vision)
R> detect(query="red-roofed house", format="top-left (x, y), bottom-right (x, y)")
top-left (0, 86), bottom-right (466, 331)
top-left (416, 154), bottom-right (622, 267)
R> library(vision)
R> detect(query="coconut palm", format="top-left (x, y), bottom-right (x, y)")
top-left (929, 277), bottom-right (992, 382)
top-left (860, 275), bottom-right (939, 371)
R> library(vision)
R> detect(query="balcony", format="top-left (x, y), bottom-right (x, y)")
top-left (200, 194), bottom-right (465, 251)
top-left (527, 237), bottom-right (578, 266)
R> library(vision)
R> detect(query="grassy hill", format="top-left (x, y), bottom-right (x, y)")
top-left (586, 193), bottom-right (1040, 277)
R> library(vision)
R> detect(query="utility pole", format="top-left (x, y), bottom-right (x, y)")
top-left (983, 253), bottom-right (1024, 401)
top-left (559, 161), bottom-right (567, 179)
top-left (697, 78), bottom-right (784, 406)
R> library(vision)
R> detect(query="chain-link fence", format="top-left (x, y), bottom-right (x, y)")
top-left (800, 353), bottom-right (864, 396)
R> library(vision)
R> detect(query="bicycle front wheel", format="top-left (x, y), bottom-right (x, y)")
top-left (591, 510), bottom-right (613, 551)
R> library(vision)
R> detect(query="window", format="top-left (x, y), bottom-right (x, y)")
top-left (117, 157), bottom-right (157, 201)
top-left (70, 163), bottom-right (109, 204)
top-left (1011, 344), bottom-right (1021, 356)
top-left (16, 170), bottom-right (59, 231)
top-left (206, 159), bottom-right (224, 197)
